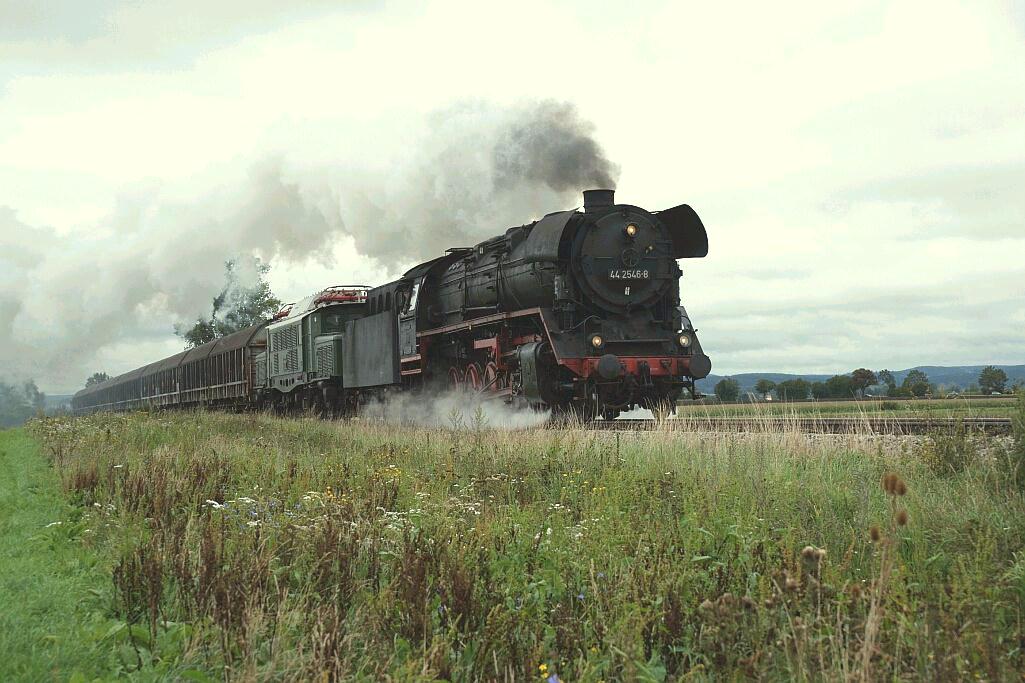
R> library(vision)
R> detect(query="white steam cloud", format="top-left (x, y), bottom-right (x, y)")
top-left (359, 389), bottom-right (550, 430)
top-left (0, 100), bottom-right (618, 392)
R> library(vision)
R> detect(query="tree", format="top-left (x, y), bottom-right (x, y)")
top-left (0, 379), bottom-right (45, 428)
top-left (978, 366), bottom-right (1008, 395)
top-left (85, 372), bottom-right (110, 387)
top-left (811, 382), bottom-right (829, 399)
top-left (754, 379), bottom-right (776, 397)
top-left (901, 369), bottom-right (931, 397)
top-left (877, 370), bottom-right (896, 396)
top-left (850, 368), bottom-right (877, 397)
top-left (825, 374), bottom-right (855, 399)
top-left (175, 257), bottom-right (282, 349)
top-left (714, 377), bottom-right (741, 402)
top-left (776, 378), bottom-right (810, 401)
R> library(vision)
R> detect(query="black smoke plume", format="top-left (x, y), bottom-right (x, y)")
top-left (333, 99), bottom-right (619, 267)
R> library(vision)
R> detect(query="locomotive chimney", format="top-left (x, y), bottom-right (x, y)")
top-left (583, 189), bottom-right (615, 212)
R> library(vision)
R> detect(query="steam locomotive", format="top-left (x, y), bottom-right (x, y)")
top-left (73, 189), bottom-right (710, 420)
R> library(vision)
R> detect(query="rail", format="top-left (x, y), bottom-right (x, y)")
top-left (583, 416), bottom-right (1014, 435)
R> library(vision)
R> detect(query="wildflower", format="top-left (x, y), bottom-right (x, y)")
top-left (896, 509), bottom-right (909, 526)
top-left (801, 545), bottom-right (826, 564)
top-left (539, 663), bottom-right (548, 676)
top-left (895, 480), bottom-right (907, 496)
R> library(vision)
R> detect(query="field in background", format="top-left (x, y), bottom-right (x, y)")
top-left (9, 404), bottom-right (1025, 680)
top-left (674, 396), bottom-right (1018, 419)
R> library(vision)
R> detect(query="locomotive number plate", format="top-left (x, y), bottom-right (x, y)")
top-left (608, 269), bottom-right (650, 280)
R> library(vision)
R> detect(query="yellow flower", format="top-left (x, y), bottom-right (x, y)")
top-left (539, 663), bottom-right (548, 673)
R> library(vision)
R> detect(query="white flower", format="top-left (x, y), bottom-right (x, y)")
top-left (204, 500), bottom-right (225, 509)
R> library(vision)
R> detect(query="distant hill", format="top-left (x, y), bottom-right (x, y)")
top-left (696, 365), bottom-right (1025, 395)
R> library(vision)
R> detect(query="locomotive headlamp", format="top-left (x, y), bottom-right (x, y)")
top-left (625, 223), bottom-right (638, 238)
top-left (590, 334), bottom-right (605, 349)
top-left (677, 333), bottom-right (692, 348)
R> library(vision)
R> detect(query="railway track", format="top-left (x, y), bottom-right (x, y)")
top-left (585, 416), bottom-right (1014, 435)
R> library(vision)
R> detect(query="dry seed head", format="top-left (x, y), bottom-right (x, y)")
top-left (896, 509), bottom-right (909, 526)
top-left (801, 545), bottom-right (817, 561)
top-left (882, 473), bottom-right (898, 495)
top-left (895, 480), bottom-right (907, 496)
top-left (869, 526), bottom-right (882, 542)
top-left (699, 599), bottom-right (714, 612)
top-left (815, 548), bottom-right (827, 562)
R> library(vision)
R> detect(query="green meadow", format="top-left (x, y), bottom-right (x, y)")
top-left (3, 398), bottom-right (1025, 680)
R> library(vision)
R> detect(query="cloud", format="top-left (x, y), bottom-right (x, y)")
top-left (839, 163), bottom-right (1025, 240)
top-left (0, 0), bottom-right (377, 69)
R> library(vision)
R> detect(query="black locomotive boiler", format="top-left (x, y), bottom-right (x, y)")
top-left (73, 189), bottom-right (710, 421)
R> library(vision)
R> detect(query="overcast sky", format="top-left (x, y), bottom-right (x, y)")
top-left (1, 0), bottom-right (1023, 394)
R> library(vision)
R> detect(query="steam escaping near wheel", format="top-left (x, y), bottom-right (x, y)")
top-left (358, 389), bottom-right (551, 429)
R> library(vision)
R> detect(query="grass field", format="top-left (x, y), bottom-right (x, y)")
top-left (7, 398), bottom-right (1025, 680)
top-left (0, 430), bottom-right (113, 680)
top-left (675, 396), bottom-right (1018, 419)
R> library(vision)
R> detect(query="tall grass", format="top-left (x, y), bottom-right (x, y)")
top-left (29, 408), bottom-right (1025, 680)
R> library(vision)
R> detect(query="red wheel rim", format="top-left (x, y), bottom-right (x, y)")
top-left (483, 362), bottom-right (503, 391)
top-left (448, 366), bottom-right (464, 390)
top-left (465, 363), bottom-right (483, 391)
